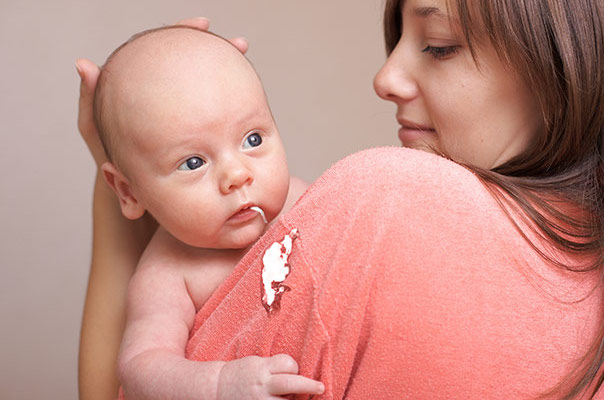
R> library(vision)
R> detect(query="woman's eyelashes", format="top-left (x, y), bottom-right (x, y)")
top-left (422, 45), bottom-right (460, 60)
top-left (178, 156), bottom-right (205, 171)
top-left (243, 132), bottom-right (263, 149)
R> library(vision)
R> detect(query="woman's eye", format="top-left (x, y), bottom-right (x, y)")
top-left (422, 45), bottom-right (459, 60)
top-left (243, 132), bottom-right (263, 149)
top-left (178, 156), bottom-right (205, 171)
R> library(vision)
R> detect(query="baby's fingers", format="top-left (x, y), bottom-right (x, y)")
top-left (267, 374), bottom-right (325, 396)
top-left (267, 354), bottom-right (298, 374)
top-left (266, 355), bottom-right (324, 395)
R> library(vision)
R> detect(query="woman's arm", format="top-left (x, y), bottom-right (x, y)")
top-left (79, 175), bottom-right (157, 400)
top-left (77, 58), bottom-right (158, 400)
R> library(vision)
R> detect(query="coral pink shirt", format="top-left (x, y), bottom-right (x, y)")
top-left (187, 147), bottom-right (603, 399)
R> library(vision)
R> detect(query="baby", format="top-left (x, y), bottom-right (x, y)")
top-left (93, 26), bottom-right (323, 399)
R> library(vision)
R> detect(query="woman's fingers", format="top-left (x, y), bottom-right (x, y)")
top-left (267, 374), bottom-right (325, 396)
top-left (76, 58), bottom-right (100, 136)
top-left (76, 58), bottom-right (107, 166)
top-left (228, 37), bottom-right (249, 54)
top-left (175, 16), bottom-right (249, 54)
top-left (176, 17), bottom-right (211, 30)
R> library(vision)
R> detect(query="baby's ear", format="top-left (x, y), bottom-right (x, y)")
top-left (101, 162), bottom-right (145, 220)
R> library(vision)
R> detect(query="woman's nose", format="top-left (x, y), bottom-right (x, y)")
top-left (373, 44), bottom-right (419, 103)
top-left (219, 157), bottom-right (253, 194)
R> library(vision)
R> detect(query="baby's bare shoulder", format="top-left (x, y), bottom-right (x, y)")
top-left (136, 227), bottom-right (187, 272)
top-left (280, 175), bottom-right (310, 216)
top-left (138, 227), bottom-right (244, 309)
top-left (138, 227), bottom-right (217, 270)
top-left (182, 247), bottom-right (244, 309)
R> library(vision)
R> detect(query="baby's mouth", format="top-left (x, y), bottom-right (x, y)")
top-left (228, 205), bottom-right (268, 224)
top-left (249, 206), bottom-right (268, 223)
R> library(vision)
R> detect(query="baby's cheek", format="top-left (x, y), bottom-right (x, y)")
top-left (269, 176), bottom-right (290, 214)
top-left (169, 210), bottom-right (217, 247)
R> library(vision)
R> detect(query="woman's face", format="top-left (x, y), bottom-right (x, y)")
top-left (374, 0), bottom-right (541, 169)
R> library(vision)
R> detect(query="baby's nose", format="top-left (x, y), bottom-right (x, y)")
top-left (219, 159), bottom-right (253, 194)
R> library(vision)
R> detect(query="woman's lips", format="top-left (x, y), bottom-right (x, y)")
top-left (398, 125), bottom-right (436, 146)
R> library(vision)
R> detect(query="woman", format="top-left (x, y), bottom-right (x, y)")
top-left (78, 1), bottom-right (604, 398)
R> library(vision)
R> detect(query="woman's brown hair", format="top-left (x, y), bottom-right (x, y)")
top-left (384, 0), bottom-right (604, 398)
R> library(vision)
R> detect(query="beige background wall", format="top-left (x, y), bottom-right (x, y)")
top-left (0, 1), bottom-right (397, 398)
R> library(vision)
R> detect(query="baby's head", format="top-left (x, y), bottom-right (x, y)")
top-left (94, 26), bottom-right (290, 249)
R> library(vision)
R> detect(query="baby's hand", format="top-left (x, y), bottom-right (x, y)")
top-left (217, 354), bottom-right (324, 399)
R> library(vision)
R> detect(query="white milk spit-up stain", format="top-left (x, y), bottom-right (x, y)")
top-left (261, 228), bottom-right (298, 313)
top-left (250, 206), bottom-right (268, 223)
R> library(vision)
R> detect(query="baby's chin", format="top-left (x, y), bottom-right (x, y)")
top-left (181, 222), bottom-right (267, 250)
top-left (218, 232), bottom-right (264, 250)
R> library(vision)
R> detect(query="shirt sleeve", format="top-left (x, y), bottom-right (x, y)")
top-left (187, 147), bottom-right (602, 399)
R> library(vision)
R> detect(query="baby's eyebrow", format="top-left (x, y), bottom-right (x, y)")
top-left (234, 106), bottom-right (268, 128)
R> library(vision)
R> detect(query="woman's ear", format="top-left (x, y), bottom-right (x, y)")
top-left (100, 162), bottom-right (145, 220)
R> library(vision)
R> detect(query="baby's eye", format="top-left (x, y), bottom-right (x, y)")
top-left (243, 132), bottom-right (263, 149)
top-left (178, 156), bottom-right (205, 171)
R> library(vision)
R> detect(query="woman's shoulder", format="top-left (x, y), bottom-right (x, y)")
top-left (292, 146), bottom-right (498, 225)
top-left (341, 146), bottom-right (478, 187)
top-left (282, 146), bottom-right (513, 281)
top-left (280, 148), bottom-right (603, 398)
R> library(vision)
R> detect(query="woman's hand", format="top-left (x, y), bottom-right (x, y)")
top-left (75, 17), bottom-right (248, 170)
top-left (76, 58), bottom-right (104, 169)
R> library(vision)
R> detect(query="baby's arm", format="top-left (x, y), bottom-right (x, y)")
top-left (118, 257), bottom-right (220, 398)
top-left (118, 248), bottom-right (324, 400)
